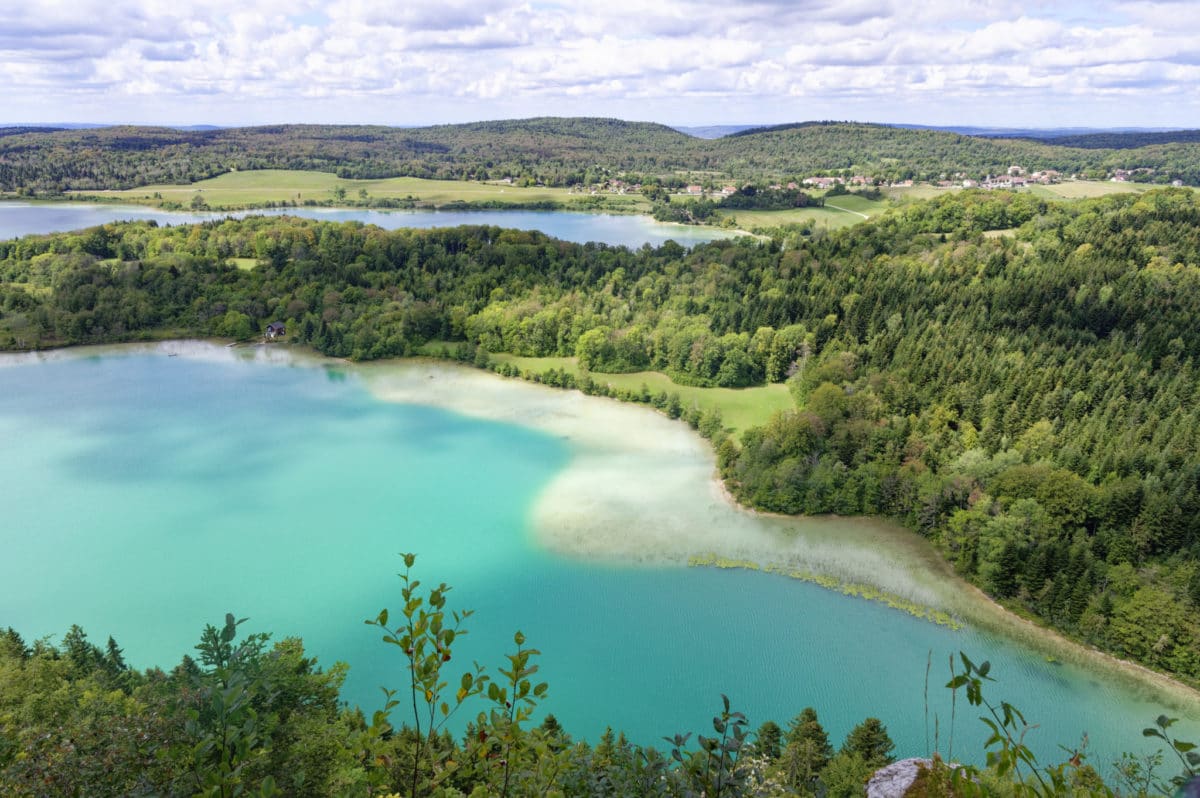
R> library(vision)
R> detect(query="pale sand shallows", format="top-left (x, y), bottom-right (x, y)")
top-left (360, 358), bottom-right (1200, 712)
top-left (360, 359), bottom-right (950, 608)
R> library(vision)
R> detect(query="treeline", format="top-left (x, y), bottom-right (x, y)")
top-left (1, 189), bottom-right (1199, 683)
top-left (1041, 130), bottom-right (1200, 150)
top-left (719, 185), bottom-right (821, 210)
top-left (4, 118), bottom-right (1200, 192)
top-left (2, 593), bottom-right (1193, 796)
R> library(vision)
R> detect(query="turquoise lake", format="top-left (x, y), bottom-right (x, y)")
top-left (0, 346), bottom-right (1195, 776)
top-left (0, 202), bottom-right (737, 248)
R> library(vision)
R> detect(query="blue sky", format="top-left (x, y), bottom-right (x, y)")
top-left (2, 0), bottom-right (1198, 128)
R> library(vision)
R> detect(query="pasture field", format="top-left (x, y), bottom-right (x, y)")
top-left (1029, 180), bottom-right (1150, 199)
top-left (718, 193), bottom-right (887, 232)
top-left (886, 184), bottom-right (947, 201)
top-left (819, 193), bottom-right (885, 214)
top-left (77, 169), bottom-right (650, 211)
top-left (718, 207), bottom-right (863, 231)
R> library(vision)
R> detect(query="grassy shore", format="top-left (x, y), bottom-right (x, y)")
top-left (449, 348), bottom-right (794, 436)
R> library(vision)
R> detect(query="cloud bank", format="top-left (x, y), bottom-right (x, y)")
top-left (2, 0), bottom-right (1198, 127)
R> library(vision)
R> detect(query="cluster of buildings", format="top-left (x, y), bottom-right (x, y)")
top-left (944, 166), bottom-right (1061, 190)
top-left (800, 175), bottom-right (875, 189)
top-left (682, 184), bottom-right (737, 197)
top-left (569, 163), bottom-right (1183, 199)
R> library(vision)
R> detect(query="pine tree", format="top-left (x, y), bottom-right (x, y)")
top-left (749, 720), bottom-right (783, 761)
top-left (774, 707), bottom-right (834, 792)
top-left (841, 717), bottom-right (895, 770)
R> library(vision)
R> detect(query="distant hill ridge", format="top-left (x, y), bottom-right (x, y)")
top-left (2, 117), bottom-right (1198, 190)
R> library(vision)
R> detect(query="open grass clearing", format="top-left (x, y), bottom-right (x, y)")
top-left (76, 169), bottom-right (651, 211)
top-left (819, 193), bottom-right (885, 215)
top-left (416, 342), bottom-right (794, 436)
top-left (886, 184), bottom-right (949, 201)
top-left (1029, 180), bottom-right (1151, 200)
top-left (718, 206), bottom-right (869, 232)
top-left (486, 352), bottom-right (794, 436)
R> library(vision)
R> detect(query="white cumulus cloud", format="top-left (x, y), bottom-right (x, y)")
top-left (0, 0), bottom-right (1196, 127)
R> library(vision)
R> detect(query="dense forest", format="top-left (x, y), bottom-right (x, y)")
top-left (2, 188), bottom-right (1199, 694)
top-left (3, 119), bottom-right (1200, 192)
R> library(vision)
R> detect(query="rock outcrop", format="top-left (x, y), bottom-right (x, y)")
top-left (867, 757), bottom-right (930, 797)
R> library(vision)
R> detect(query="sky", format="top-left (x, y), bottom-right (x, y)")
top-left (2, 0), bottom-right (1199, 129)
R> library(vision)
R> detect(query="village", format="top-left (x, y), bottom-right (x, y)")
top-left (565, 164), bottom-right (1183, 199)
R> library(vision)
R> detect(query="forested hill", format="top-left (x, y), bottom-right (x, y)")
top-left (3, 117), bottom-right (1200, 191)
top-left (1, 188), bottom-right (1199, 686)
top-left (0, 119), bottom-right (699, 190)
top-left (1039, 129), bottom-right (1200, 149)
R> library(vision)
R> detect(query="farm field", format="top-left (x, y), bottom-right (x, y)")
top-left (885, 184), bottom-right (947, 201)
top-left (717, 193), bottom-right (887, 231)
top-left (75, 169), bottom-right (650, 211)
top-left (716, 207), bottom-right (863, 231)
top-left (1030, 180), bottom-right (1151, 199)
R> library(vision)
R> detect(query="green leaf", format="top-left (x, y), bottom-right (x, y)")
top-left (1174, 740), bottom-right (1196, 753)
top-left (376, 608), bottom-right (388, 626)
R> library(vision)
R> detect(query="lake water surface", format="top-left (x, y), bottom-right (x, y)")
top-left (0, 202), bottom-right (737, 248)
top-left (1, 343), bottom-right (1195, 775)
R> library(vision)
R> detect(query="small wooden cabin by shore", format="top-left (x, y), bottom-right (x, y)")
top-left (265, 321), bottom-right (286, 340)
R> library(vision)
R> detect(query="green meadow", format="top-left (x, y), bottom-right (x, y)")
top-left (1030, 180), bottom-right (1152, 199)
top-left (472, 350), bottom-right (794, 436)
top-left (78, 169), bottom-right (651, 211)
top-left (717, 193), bottom-right (887, 232)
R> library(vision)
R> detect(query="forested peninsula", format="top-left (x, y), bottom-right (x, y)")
top-left (2, 186), bottom-right (1199, 696)
top-left (3, 118), bottom-right (1200, 191)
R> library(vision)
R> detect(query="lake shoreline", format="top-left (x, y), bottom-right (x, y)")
top-left (0, 199), bottom-right (749, 247)
top-left (5, 339), bottom-right (1200, 719)
top-left (0, 194), bottom-right (756, 238)
top-left (707, 473), bottom-right (1200, 709)
top-left (710, 481), bottom-right (1200, 714)
top-left (354, 352), bottom-right (1200, 716)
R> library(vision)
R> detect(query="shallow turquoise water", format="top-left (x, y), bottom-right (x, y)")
top-left (0, 349), bottom-right (1193, 774)
top-left (0, 203), bottom-right (736, 248)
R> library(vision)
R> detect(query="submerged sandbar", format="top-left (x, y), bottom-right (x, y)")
top-left (361, 357), bottom-right (1200, 714)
